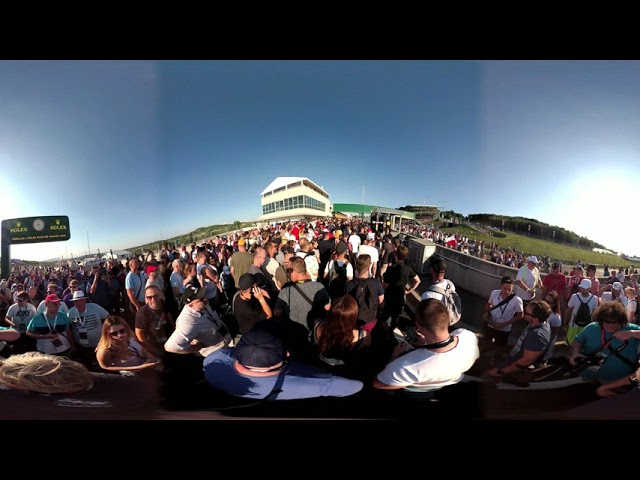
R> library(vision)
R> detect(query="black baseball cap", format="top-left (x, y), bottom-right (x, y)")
top-left (182, 285), bottom-right (206, 303)
top-left (430, 256), bottom-right (447, 272)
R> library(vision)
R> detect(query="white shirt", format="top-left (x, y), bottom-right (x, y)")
top-left (348, 234), bottom-right (361, 253)
top-left (567, 292), bottom-right (598, 326)
top-left (486, 289), bottom-right (523, 333)
top-left (67, 303), bottom-right (110, 348)
top-left (376, 328), bottom-right (479, 392)
top-left (5, 302), bottom-right (37, 334)
top-left (164, 305), bottom-right (231, 357)
top-left (296, 251), bottom-right (320, 282)
top-left (357, 244), bottom-right (379, 276)
top-left (515, 265), bottom-right (539, 301)
top-left (421, 279), bottom-right (457, 301)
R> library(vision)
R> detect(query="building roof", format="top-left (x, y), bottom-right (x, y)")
top-left (261, 177), bottom-right (328, 196)
top-left (261, 177), bottom-right (306, 195)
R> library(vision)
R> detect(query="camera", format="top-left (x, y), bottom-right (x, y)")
top-left (404, 324), bottom-right (418, 343)
top-left (397, 316), bottom-right (418, 343)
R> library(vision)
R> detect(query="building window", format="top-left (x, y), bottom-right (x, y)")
top-left (262, 194), bottom-right (326, 216)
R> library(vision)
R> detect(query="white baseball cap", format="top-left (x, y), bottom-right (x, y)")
top-left (579, 279), bottom-right (592, 290)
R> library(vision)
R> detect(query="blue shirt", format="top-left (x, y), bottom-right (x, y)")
top-left (203, 348), bottom-right (363, 400)
top-left (575, 323), bottom-right (640, 381)
top-left (125, 271), bottom-right (149, 303)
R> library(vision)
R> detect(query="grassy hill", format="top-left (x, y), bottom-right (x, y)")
top-left (440, 224), bottom-right (632, 267)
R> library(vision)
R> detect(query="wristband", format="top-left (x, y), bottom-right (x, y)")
top-left (496, 368), bottom-right (506, 375)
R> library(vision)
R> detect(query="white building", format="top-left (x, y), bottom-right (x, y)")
top-left (259, 177), bottom-right (331, 224)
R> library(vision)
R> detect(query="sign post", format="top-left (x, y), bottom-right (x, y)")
top-left (1, 216), bottom-right (71, 278)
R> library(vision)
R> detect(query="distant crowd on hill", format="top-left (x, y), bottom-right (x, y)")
top-left (397, 222), bottom-right (637, 278)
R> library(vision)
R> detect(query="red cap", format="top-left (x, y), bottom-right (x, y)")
top-left (45, 294), bottom-right (61, 303)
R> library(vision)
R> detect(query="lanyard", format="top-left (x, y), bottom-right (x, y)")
top-left (42, 312), bottom-right (57, 333)
top-left (74, 310), bottom-right (86, 328)
top-left (497, 294), bottom-right (510, 318)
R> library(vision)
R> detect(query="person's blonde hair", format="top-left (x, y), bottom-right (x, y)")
top-left (0, 352), bottom-right (93, 394)
top-left (96, 316), bottom-right (134, 354)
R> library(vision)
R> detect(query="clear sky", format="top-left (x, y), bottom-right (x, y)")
top-left (0, 60), bottom-right (638, 262)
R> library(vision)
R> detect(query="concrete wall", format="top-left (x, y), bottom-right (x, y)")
top-left (405, 235), bottom-right (613, 301)
top-left (405, 236), bottom-right (530, 300)
top-left (431, 245), bottom-right (521, 300)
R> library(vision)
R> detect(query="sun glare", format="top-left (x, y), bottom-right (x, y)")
top-left (558, 165), bottom-right (638, 256)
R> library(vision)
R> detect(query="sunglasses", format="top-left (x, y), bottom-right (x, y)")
top-left (109, 328), bottom-right (127, 337)
top-left (602, 320), bottom-right (620, 325)
top-left (146, 294), bottom-right (160, 300)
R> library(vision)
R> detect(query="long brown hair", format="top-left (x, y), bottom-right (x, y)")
top-left (544, 291), bottom-right (561, 315)
top-left (317, 295), bottom-right (359, 355)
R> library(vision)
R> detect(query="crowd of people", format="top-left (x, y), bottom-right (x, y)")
top-left (0, 216), bottom-right (638, 419)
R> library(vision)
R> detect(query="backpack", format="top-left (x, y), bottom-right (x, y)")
top-left (349, 278), bottom-right (379, 325)
top-left (298, 251), bottom-right (319, 280)
top-left (573, 294), bottom-right (593, 327)
top-left (328, 260), bottom-right (349, 300)
top-left (427, 282), bottom-right (462, 326)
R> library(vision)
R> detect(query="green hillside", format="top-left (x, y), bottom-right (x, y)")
top-left (440, 224), bottom-right (631, 267)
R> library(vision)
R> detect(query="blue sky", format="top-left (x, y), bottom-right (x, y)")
top-left (0, 60), bottom-right (638, 262)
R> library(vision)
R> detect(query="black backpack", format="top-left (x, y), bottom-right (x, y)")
top-left (349, 278), bottom-right (379, 325)
top-left (574, 294), bottom-right (593, 327)
top-left (328, 260), bottom-right (349, 300)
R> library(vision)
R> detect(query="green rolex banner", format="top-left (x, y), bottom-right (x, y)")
top-left (1, 216), bottom-right (71, 278)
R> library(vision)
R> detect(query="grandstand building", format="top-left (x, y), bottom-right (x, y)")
top-left (259, 177), bottom-right (331, 223)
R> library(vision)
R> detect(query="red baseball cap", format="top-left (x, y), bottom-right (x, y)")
top-left (45, 294), bottom-right (61, 303)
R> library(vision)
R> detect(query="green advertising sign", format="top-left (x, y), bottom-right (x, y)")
top-left (1, 216), bottom-right (71, 244)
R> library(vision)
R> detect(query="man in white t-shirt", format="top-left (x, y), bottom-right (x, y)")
top-left (5, 291), bottom-right (37, 335)
top-left (347, 231), bottom-right (361, 258)
top-left (67, 290), bottom-right (110, 369)
top-left (374, 298), bottom-right (479, 393)
top-left (421, 257), bottom-right (459, 325)
top-left (481, 275), bottom-right (523, 358)
top-left (599, 281), bottom-right (628, 307)
top-left (295, 237), bottom-right (320, 282)
top-left (357, 238), bottom-right (379, 278)
top-left (564, 278), bottom-right (599, 346)
top-left (515, 256), bottom-right (543, 306)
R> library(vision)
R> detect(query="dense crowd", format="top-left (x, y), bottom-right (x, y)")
top-left (0, 217), bottom-right (638, 419)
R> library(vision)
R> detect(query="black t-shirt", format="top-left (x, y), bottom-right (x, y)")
top-left (233, 294), bottom-right (267, 334)
top-left (381, 243), bottom-right (395, 264)
top-left (383, 261), bottom-right (417, 303)
top-left (317, 239), bottom-right (335, 264)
